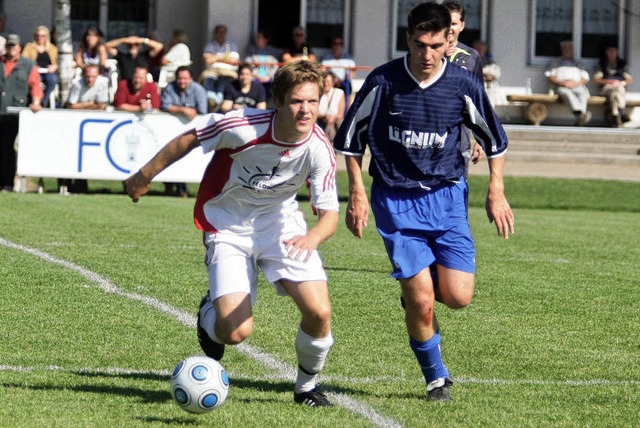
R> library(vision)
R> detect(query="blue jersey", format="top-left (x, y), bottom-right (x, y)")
top-left (333, 56), bottom-right (508, 189)
top-left (448, 41), bottom-right (483, 80)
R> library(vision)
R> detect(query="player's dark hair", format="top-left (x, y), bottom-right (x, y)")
top-left (271, 60), bottom-right (324, 105)
top-left (407, 2), bottom-right (452, 35)
top-left (443, 0), bottom-right (466, 22)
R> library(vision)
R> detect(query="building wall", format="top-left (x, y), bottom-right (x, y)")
top-left (489, 0), bottom-right (532, 89)
top-left (3, 0), bottom-right (639, 96)
top-left (3, 0), bottom-right (54, 43)
top-left (207, 0), bottom-right (253, 59)
top-left (155, 0), bottom-right (209, 76)
top-left (350, 0), bottom-right (390, 80)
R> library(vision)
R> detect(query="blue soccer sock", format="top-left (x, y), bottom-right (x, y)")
top-left (409, 330), bottom-right (449, 385)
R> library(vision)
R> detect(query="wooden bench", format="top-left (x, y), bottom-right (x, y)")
top-left (506, 93), bottom-right (640, 126)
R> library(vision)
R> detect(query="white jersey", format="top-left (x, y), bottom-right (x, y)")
top-left (193, 108), bottom-right (339, 233)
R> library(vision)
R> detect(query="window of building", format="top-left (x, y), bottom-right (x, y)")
top-left (392, 0), bottom-right (488, 55)
top-left (256, 0), bottom-right (352, 56)
top-left (70, 0), bottom-right (154, 44)
top-left (531, 0), bottom-right (625, 65)
top-left (304, 0), bottom-right (350, 52)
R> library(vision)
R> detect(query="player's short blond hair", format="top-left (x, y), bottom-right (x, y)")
top-left (271, 61), bottom-right (324, 105)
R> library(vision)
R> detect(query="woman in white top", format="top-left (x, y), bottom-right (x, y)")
top-left (318, 71), bottom-right (345, 141)
top-left (159, 29), bottom-right (192, 87)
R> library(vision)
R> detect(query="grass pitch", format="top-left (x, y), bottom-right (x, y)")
top-left (1, 173), bottom-right (639, 427)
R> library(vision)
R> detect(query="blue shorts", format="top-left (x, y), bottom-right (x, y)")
top-left (371, 180), bottom-right (476, 279)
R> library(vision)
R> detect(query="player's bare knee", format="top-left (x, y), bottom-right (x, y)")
top-left (406, 296), bottom-right (435, 321)
top-left (306, 304), bottom-right (332, 327)
top-left (446, 298), bottom-right (471, 310)
top-left (217, 318), bottom-right (253, 344)
top-left (442, 290), bottom-right (473, 309)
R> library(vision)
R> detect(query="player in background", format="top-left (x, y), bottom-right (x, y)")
top-left (125, 60), bottom-right (339, 407)
top-left (334, 2), bottom-right (514, 401)
top-left (444, 0), bottom-right (485, 173)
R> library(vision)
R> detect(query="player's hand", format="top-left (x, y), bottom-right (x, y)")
top-left (486, 190), bottom-right (515, 239)
top-left (346, 191), bottom-right (369, 238)
top-left (125, 170), bottom-right (152, 203)
top-left (471, 144), bottom-right (485, 164)
top-left (283, 233), bottom-right (320, 263)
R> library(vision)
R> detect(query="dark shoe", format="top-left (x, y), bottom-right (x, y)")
top-left (576, 111), bottom-right (591, 126)
top-left (621, 113), bottom-right (631, 123)
top-left (197, 294), bottom-right (225, 361)
top-left (427, 378), bottom-right (453, 402)
top-left (294, 388), bottom-right (333, 407)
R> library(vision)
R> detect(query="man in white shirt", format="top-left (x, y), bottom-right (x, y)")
top-left (546, 40), bottom-right (591, 126)
top-left (67, 64), bottom-right (110, 109)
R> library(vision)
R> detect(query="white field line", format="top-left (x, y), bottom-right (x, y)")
top-left (0, 237), bottom-right (402, 428)
top-left (2, 365), bottom-right (639, 388)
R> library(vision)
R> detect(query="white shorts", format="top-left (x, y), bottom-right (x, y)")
top-left (203, 210), bottom-right (327, 302)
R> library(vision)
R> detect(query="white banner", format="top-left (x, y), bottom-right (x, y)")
top-left (16, 109), bottom-right (213, 183)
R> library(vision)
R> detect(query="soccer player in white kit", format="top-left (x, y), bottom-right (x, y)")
top-left (125, 61), bottom-right (339, 407)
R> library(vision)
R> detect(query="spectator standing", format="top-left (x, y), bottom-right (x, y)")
top-left (594, 44), bottom-right (633, 127)
top-left (105, 35), bottom-right (163, 81)
top-left (201, 24), bottom-right (240, 111)
top-left (281, 27), bottom-right (316, 64)
top-left (21, 25), bottom-right (58, 107)
top-left (546, 40), bottom-right (591, 126)
top-left (334, 2), bottom-right (514, 402)
top-left (113, 66), bottom-right (160, 112)
top-left (0, 34), bottom-right (43, 191)
top-left (158, 29), bottom-right (192, 88)
top-left (161, 65), bottom-right (207, 197)
top-left (59, 63), bottom-right (110, 194)
top-left (317, 71), bottom-right (345, 142)
top-left (125, 60), bottom-right (338, 407)
top-left (74, 26), bottom-right (108, 74)
top-left (321, 36), bottom-right (356, 103)
top-left (219, 63), bottom-right (267, 113)
top-left (0, 12), bottom-right (8, 56)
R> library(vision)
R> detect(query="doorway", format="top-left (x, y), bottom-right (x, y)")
top-left (258, 0), bottom-right (300, 49)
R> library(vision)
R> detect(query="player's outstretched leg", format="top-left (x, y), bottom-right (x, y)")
top-left (197, 293), bottom-right (225, 361)
top-left (293, 325), bottom-right (334, 407)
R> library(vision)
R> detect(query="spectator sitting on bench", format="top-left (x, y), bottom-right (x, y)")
top-left (593, 43), bottom-right (633, 127)
top-left (546, 40), bottom-right (591, 126)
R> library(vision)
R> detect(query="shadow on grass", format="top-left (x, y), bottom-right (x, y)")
top-left (2, 372), bottom-right (352, 402)
top-left (138, 416), bottom-right (199, 425)
top-left (1, 381), bottom-right (172, 404)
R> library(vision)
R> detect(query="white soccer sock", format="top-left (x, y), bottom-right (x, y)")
top-left (200, 297), bottom-right (223, 344)
top-left (294, 325), bottom-right (334, 394)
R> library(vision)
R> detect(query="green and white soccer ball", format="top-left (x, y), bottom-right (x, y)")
top-left (170, 355), bottom-right (230, 413)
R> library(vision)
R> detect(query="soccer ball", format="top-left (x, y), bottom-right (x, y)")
top-left (170, 355), bottom-right (230, 413)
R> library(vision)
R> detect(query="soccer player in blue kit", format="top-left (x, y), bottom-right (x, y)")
top-left (333, 2), bottom-right (515, 401)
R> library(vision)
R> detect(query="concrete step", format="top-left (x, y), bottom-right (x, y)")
top-left (506, 150), bottom-right (640, 165)
top-left (469, 159), bottom-right (640, 181)
top-left (508, 140), bottom-right (640, 156)
top-left (504, 125), bottom-right (640, 144)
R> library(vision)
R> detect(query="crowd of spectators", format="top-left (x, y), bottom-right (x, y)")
top-left (1, 19), bottom-right (358, 194)
top-left (2, 9), bottom-right (637, 195)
